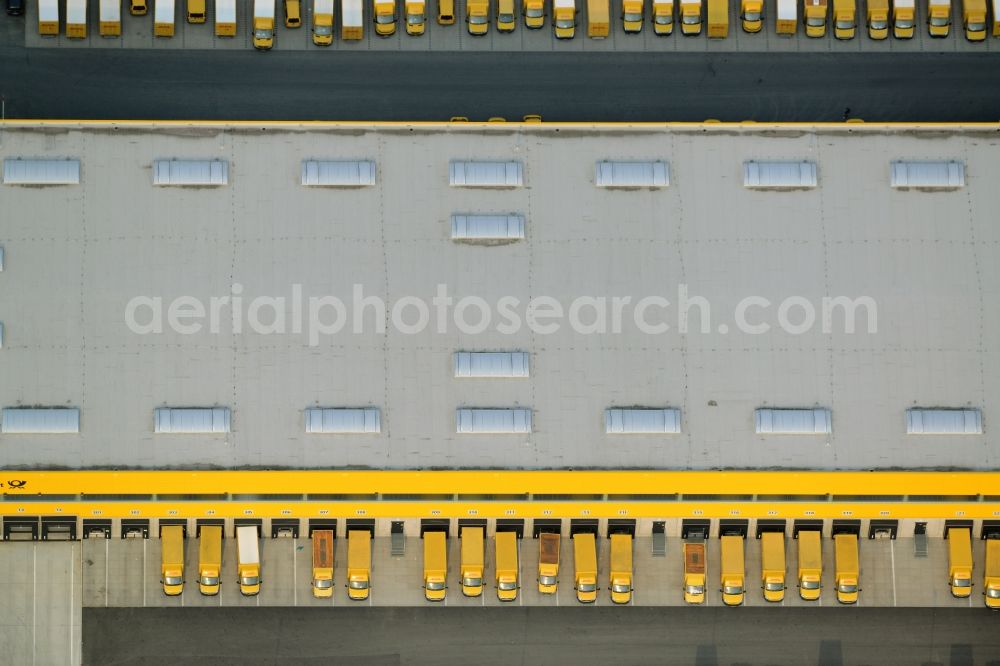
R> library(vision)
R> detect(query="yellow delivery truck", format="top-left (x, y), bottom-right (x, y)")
top-left (867, 0), bottom-right (888, 37)
top-left (100, 0), bottom-right (122, 36)
top-left (985, 537), bottom-right (1000, 609)
top-left (653, 0), bottom-right (674, 32)
top-left (623, 0), bottom-right (644, 31)
top-left (832, 0), bottom-right (855, 37)
top-left (253, 0), bottom-right (276, 48)
top-left (461, 527), bottom-right (485, 597)
top-left (312, 530), bottom-right (335, 598)
top-left (161, 525), bottom-right (185, 596)
top-left (680, 0), bottom-right (702, 31)
top-left (154, 0), bottom-right (177, 36)
top-left (892, 0), bottom-right (914, 35)
top-left (188, 0), bottom-right (207, 21)
top-left (423, 531), bottom-right (448, 601)
top-left (198, 526), bottom-right (222, 596)
top-left (947, 527), bottom-right (973, 598)
top-left (66, 0), bottom-right (88, 39)
top-left (467, 0), bottom-right (490, 32)
top-left (573, 532), bottom-right (598, 603)
top-left (776, 0), bottom-right (796, 32)
top-left (497, 0), bottom-right (516, 30)
top-left (962, 0), bottom-right (986, 38)
top-left (683, 541), bottom-right (707, 604)
top-left (798, 530), bottom-right (822, 600)
top-left (347, 530), bottom-right (371, 600)
top-left (609, 533), bottom-right (634, 604)
top-left (720, 535), bottom-right (745, 606)
top-left (834, 533), bottom-right (859, 605)
top-left (928, 0), bottom-right (951, 35)
top-left (761, 532), bottom-right (786, 602)
top-left (523, 0), bottom-right (545, 25)
top-left (405, 0), bottom-right (427, 32)
top-left (804, 0), bottom-right (827, 34)
top-left (588, 0), bottom-right (610, 35)
top-left (237, 525), bottom-right (261, 596)
top-left (553, 0), bottom-right (577, 35)
top-left (538, 532), bottom-right (560, 594)
top-left (374, 0), bottom-right (398, 34)
top-left (741, 0), bottom-right (763, 31)
top-left (495, 531), bottom-right (520, 601)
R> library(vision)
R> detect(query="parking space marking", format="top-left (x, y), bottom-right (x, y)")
top-left (32, 546), bottom-right (36, 666)
top-left (890, 539), bottom-right (896, 607)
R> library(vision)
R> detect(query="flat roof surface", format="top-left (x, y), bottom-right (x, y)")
top-left (1, 122), bottom-right (997, 470)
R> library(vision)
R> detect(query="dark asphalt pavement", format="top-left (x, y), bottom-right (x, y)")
top-left (84, 607), bottom-right (1000, 666)
top-left (2, 47), bottom-right (1000, 122)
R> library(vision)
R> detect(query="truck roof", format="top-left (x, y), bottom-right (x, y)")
top-left (154, 0), bottom-right (175, 22)
top-left (554, 0), bottom-right (575, 8)
top-left (314, 0), bottom-right (334, 10)
top-left (313, 530), bottom-right (334, 568)
top-left (609, 534), bottom-right (632, 572)
top-left (66, 0), bottom-right (87, 22)
top-left (348, 530), bottom-right (371, 569)
top-left (254, 0), bottom-right (275, 18)
top-left (99, 0), bottom-right (120, 21)
top-left (237, 525), bottom-right (260, 563)
top-left (683, 542), bottom-right (706, 573)
top-left (893, 0), bottom-right (914, 6)
top-left (539, 532), bottom-right (560, 564)
top-left (216, 0), bottom-right (236, 21)
top-left (777, 0), bottom-right (796, 19)
top-left (342, 0), bottom-right (363, 24)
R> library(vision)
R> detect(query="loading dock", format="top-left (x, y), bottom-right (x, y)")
top-left (681, 519), bottom-right (710, 540)
top-left (496, 518), bottom-right (525, 538)
top-left (196, 518), bottom-right (226, 537)
top-left (3, 516), bottom-right (39, 541)
top-left (756, 519), bottom-right (787, 539)
top-left (793, 519), bottom-right (825, 538)
top-left (271, 519), bottom-right (300, 539)
top-left (159, 518), bottom-right (188, 538)
top-left (120, 519), bottom-right (149, 539)
top-left (868, 520), bottom-right (898, 540)
top-left (41, 516), bottom-right (78, 540)
top-left (83, 519), bottom-right (112, 539)
top-left (719, 519), bottom-right (749, 539)
top-left (533, 519), bottom-right (562, 538)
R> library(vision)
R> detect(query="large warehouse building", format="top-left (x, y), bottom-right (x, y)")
top-left (0, 121), bottom-right (996, 470)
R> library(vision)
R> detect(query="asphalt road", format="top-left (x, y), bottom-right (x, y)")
top-left (84, 607), bottom-right (1000, 666)
top-left (2, 44), bottom-right (1000, 122)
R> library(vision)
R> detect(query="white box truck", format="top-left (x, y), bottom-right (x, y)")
top-left (100, 0), bottom-right (123, 36)
top-left (343, 0), bottom-right (364, 38)
top-left (66, 0), bottom-right (88, 38)
top-left (154, 0), bottom-right (176, 35)
top-left (216, 0), bottom-right (237, 35)
top-left (236, 525), bottom-right (262, 596)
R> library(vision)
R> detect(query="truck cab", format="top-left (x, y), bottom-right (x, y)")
top-left (947, 527), bottom-right (973, 597)
top-left (652, 0), bottom-right (673, 32)
top-left (680, 0), bottom-right (702, 32)
top-left (740, 0), bottom-right (763, 31)
top-left (467, 0), bottom-right (490, 32)
top-left (198, 526), bottom-right (222, 596)
top-left (985, 537), bottom-right (1000, 609)
top-left (804, 0), bottom-right (827, 35)
top-left (375, 0), bottom-right (398, 34)
top-left (347, 530), bottom-right (371, 600)
top-left (927, 0), bottom-right (951, 35)
top-left (497, 0), bottom-right (516, 29)
top-left (892, 0), bottom-right (914, 36)
top-left (523, 0), bottom-right (544, 26)
top-left (866, 0), bottom-right (888, 37)
top-left (962, 0), bottom-right (986, 39)
top-left (832, 0), bottom-right (855, 37)
top-left (253, 0), bottom-right (276, 49)
top-left (405, 0), bottom-right (427, 32)
top-left (622, 0), bottom-right (643, 31)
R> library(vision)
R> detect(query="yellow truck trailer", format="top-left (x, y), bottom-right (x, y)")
top-left (832, 0), bottom-right (855, 37)
top-left (343, 0), bottom-right (365, 37)
top-left (680, 0), bottom-right (702, 32)
top-left (985, 537), bottom-right (1000, 609)
top-left (720, 535), bottom-right (745, 606)
top-left (761, 532), bottom-right (786, 602)
top-left (834, 533), bottom-right (859, 605)
top-left (198, 526), bottom-right (222, 596)
top-left (623, 0), bottom-right (644, 31)
top-left (100, 0), bottom-right (122, 36)
top-left (312, 530), bottom-right (335, 598)
top-left (215, 0), bottom-right (237, 36)
top-left (347, 530), bottom-right (372, 600)
top-left (538, 532), bottom-right (560, 594)
top-left (740, 0), bottom-right (763, 31)
top-left (553, 0), bottom-right (577, 35)
top-left (66, 0), bottom-right (88, 39)
top-left (609, 533), bottom-right (634, 604)
top-left (423, 531), bottom-right (447, 601)
top-left (653, 0), bottom-right (674, 32)
top-left (154, 0), bottom-right (177, 36)
top-left (947, 527), bottom-right (973, 597)
top-left (461, 527), bottom-right (485, 597)
top-left (683, 541), bottom-right (706, 604)
top-left (588, 0), bottom-right (610, 36)
top-left (962, 0), bottom-right (986, 38)
top-left (495, 532), bottom-right (520, 601)
top-left (867, 0), bottom-right (888, 37)
top-left (804, 0), bottom-right (827, 34)
top-left (797, 530), bottom-right (822, 600)
top-left (707, 0), bottom-right (728, 35)
top-left (573, 532), bottom-right (598, 603)
top-left (160, 525), bottom-right (185, 596)
top-left (776, 0), bottom-right (796, 32)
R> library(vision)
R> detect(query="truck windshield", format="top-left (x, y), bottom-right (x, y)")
top-left (929, 16), bottom-right (949, 25)
top-left (350, 580), bottom-right (369, 590)
top-left (895, 18), bottom-right (912, 27)
top-left (376, 14), bottom-right (395, 22)
top-left (527, 7), bottom-right (543, 15)
top-left (499, 581), bottom-right (517, 591)
top-left (470, 14), bottom-right (488, 22)
top-left (952, 578), bottom-right (971, 588)
top-left (314, 579), bottom-right (333, 589)
top-left (578, 582), bottom-right (597, 592)
top-left (870, 18), bottom-right (887, 28)
top-left (682, 14), bottom-right (700, 24)
top-left (199, 576), bottom-right (219, 586)
top-left (426, 581), bottom-right (445, 590)
top-left (801, 580), bottom-right (820, 590)
top-left (556, 18), bottom-right (574, 27)
top-left (463, 577), bottom-right (483, 587)
top-left (968, 21), bottom-right (985, 30)
top-left (685, 584), bottom-right (705, 595)
top-left (240, 576), bottom-right (260, 586)
top-left (724, 585), bottom-right (744, 595)
top-left (624, 11), bottom-right (642, 20)
top-left (765, 582), bottom-right (784, 591)
top-left (836, 19), bottom-right (854, 28)
top-left (743, 10), bottom-right (760, 19)
top-left (315, 24), bottom-right (333, 34)
top-left (254, 29), bottom-right (272, 38)
top-left (499, 12), bottom-right (514, 20)
top-left (839, 583), bottom-right (858, 593)
top-left (806, 17), bottom-right (825, 25)
top-left (655, 14), bottom-right (673, 23)
top-left (539, 575), bottom-right (557, 586)
top-left (987, 588), bottom-right (1000, 599)
top-left (612, 583), bottom-right (631, 593)
top-left (408, 13), bottom-right (425, 22)
top-left (163, 576), bottom-right (183, 586)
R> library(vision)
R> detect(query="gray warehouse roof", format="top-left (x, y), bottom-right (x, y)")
top-left (0, 121), bottom-right (997, 470)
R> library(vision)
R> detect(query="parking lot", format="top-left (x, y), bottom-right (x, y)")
top-left (18, 0), bottom-right (1000, 52)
